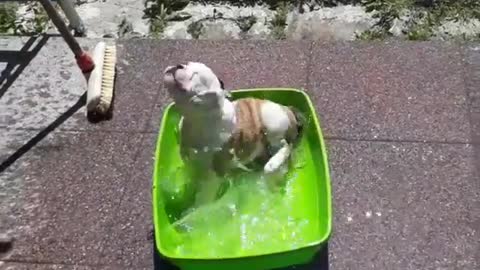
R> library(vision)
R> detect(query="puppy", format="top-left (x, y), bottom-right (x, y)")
top-left (163, 62), bottom-right (303, 203)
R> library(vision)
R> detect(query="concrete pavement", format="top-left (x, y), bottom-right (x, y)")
top-left (0, 37), bottom-right (479, 269)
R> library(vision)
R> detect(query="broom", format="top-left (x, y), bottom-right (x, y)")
top-left (38, 0), bottom-right (116, 119)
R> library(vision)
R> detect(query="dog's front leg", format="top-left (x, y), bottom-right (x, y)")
top-left (192, 149), bottom-right (233, 207)
top-left (194, 171), bottom-right (222, 207)
top-left (264, 139), bottom-right (291, 174)
top-left (263, 139), bottom-right (292, 191)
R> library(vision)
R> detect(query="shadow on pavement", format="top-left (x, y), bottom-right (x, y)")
top-left (0, 93), bottom-right (86, 173)
top-left (0, 35), bottom-right (49, 99)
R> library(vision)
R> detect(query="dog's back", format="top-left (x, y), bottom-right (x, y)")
top-left (225, 98), bottom-right (303, 168)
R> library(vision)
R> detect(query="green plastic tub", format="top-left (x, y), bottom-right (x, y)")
top-left (152, 88), bottom-right (332, 270)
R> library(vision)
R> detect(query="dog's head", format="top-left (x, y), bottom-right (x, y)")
top-left (163, 62), bottom-right (226, 114)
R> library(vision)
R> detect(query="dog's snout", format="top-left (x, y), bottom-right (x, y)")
top-left (164, 66), bottom-right (175, 74)
top-left (165, 64), bottom-right (185, 75)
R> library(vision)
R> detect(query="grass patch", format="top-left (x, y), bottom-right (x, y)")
top-left (188, 1), bottom-right (360, 9)
top-left (356, 29), bottom-right (389, 40)
top-left (236, 15), bottom-right (257, 33)
top-left (25, 1), bottom-right (50, 35)
top-left (144, 0), bottom-right (190, 36)
top-left (269, 1), bottom-right (289, 39)
top-left (187, 20), bottom-right (203, 39)
top-left (118, 17), bottom-right (134, 38)
top-left (0, 1), bottom-right (49, 36)
top-left (359, 0), bottom-right (480, 40)
top-left (0, 2), bottom-right (17, 35)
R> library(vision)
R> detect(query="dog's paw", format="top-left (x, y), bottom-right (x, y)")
top-left (264, 162), bottom-right (278, 174)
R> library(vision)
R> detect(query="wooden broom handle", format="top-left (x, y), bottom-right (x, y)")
top-left (37, 0), bottom-right (84, 57)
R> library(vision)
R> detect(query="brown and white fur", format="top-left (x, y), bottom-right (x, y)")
top-left (163, 62), bottom-right (303, 203)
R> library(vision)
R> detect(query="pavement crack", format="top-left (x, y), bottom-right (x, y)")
top-left (305, 41), bottom-right (314, 89)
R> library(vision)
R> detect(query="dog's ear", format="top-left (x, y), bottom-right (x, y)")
top-left (217, 78), bottom-right (232, 99)
top-left (218, 78), bottom-right (225, 90)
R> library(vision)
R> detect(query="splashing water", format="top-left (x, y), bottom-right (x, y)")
top-left (159, 139), bottom-right (318, 258)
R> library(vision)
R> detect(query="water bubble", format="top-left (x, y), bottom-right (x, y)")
top-left (288, 173), bottom-right (298, 182)
top-left (227, 203), bottom-right (237, 215)
top-left (294, 162), bottom-right (306, 169)
top-left (162, 141), bottom-right (315, 257)
top-left (175, 222), bottom-right (193, 233)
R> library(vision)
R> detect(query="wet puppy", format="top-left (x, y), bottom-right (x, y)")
top-left (163, 62), bottom-right (303, 203)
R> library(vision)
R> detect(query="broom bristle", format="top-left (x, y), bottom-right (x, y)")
top-left (94, 44), bottom-right (116, 115)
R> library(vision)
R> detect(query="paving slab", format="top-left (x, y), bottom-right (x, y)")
top-left (463, 44), bottom-right (480, 221)
top-left (94, 137), bottom-right (480, 270)
top-left (0, 37), bottom-right (94, 131)
top-left (2, 39), bottom-right (479, 270)
top-left (67, 40), bottom-right (161, 133)
top-left (309, 41), bottom-right (471, 143)
top-left (326, 140), bottom-right (478, 270)
top-left (0, 128), bottom-right (51, 248)
top-left (116, 40), bottom-right (311, 132)
top-left (0, 129), bottom-right (97, 244)
top-left (100, 133), bottom-right (156, 268)
top-left (463, 44), bottom-right (480, 112)
top-left (0, 36), bottom-right (159, 133)
top-left (471, 111), bottom-right (480, 146)
top-left (0, 262), bottom-right (119, 270)
top-left (463, 44), bottom-right (480, 166)
top-left (1, 130), bottom-right (149, 266)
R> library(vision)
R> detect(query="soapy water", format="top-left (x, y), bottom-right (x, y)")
top-left (159, 140), bottom-right (317, 258)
